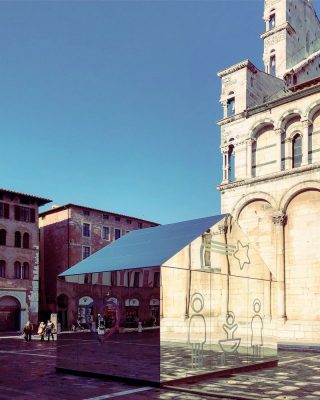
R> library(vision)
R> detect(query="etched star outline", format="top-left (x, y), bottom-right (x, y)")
top-left (233, 240), bottom-right (250, 270)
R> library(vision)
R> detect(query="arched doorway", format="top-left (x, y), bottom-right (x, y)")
top-left (0, 296), bottom-right (21, 332)
top-left (57, 294), bottom-right (68, 331)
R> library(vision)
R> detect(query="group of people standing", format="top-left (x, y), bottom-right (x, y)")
top-left (23, 320), bottom-right (55, 342)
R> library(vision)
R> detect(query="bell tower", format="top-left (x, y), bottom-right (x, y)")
top-left (261, 0), bottom-right (320, 79)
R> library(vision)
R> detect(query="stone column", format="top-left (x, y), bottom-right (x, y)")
top-left (274, 128), bottom-right (283, 171)
top-left (272, 211), bottom-right (287, 320)
top-left (301, 119), bottom-right (310, 166)
top-left (246, 138), bottom-right (253, 178)
top-left (222, 101), bottom-right (228, 119)
top-left (284, 138), bottom-right (292, 170)
top-left (221, 148), bottom-right (229, 183)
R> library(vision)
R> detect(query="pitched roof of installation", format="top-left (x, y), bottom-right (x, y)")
top-left (60, 214), bottom-right (227, 276)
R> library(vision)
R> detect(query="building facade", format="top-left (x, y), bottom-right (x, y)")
top-left (217, 0), bottom-right (320, 343)
top-left (0, 189), bottom-right (51, 331)
top-left (39, 203), bottom-right (158, 327)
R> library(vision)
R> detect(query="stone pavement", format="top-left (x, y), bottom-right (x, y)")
top-left (0, 335), bottom-right (319, 399)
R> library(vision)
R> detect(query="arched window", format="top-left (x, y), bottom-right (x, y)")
top-left (14, 231), bottom-right (21, 248)
top-left (14, 261), bottom-right (21, 279)
top-left (269, 10), bottom-right (275, 30)
top-left (228, 144), bottom-right (235, 181)
top-left (0, 229), bottom-right (6, 246)
top-left (22, 262), bottom-right (29, 279)
top-left (270, 50), bottom-right (276, 76)
top-left (292, 134), bottom-right (302, 168)
top-left (22, 233), bottom-right (30, 249)
top-left (0, 260), bottom-right (5, 278)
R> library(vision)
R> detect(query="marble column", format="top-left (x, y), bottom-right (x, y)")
top-left (301, 119), bottom-right (310, 166)
top-left (272, 211), bottom-right (287, 320)
top-left (274, 128), bottom-right (283, 171)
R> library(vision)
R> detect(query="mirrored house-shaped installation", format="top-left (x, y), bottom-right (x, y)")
top-left (57, 215), bottom-right (278, 385)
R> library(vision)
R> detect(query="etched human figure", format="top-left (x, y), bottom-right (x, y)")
top-left (188, 293), bottom-right (206, 369)
top-left (251, 299), bottom-right (263, 357)
top-left (218, 312), bottom-right (241, 365)
top-left (222, 312), bottom-right (238, 339)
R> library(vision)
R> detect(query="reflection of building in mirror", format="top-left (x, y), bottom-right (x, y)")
top-left (78, 296), bottom-right (93, 329)
top-left (251, 299), bottom-right (263, 357)
top-left (201, 230), bottom-right (212, 268)
top-left (188, 293), bottom-right (206, 369)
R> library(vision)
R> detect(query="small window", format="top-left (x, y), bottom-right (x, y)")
top-left (0, 229), bottom-right (6, 246)
top-left (15, 206), bottom-right (35, 223)
top-left (269, 12), bottom-right (275, 30)
top-left (14, 261), bottom-right (21, 279)
top-left (0, 260), bottom-right (5, 278)
top-left (82, 223), bottom-right (90, 237)
top-left (103, 214), bottom-right (109, 220)
top-left (23, 233), bottom-right (30, 249)
top-left (83, 210), bottom-right (90, 216)
top-left (0, 203), bottom-right (9, 219)
top-left (115, 216), bottom-right (120, 222)
top-left (138, 222), bottom-right (143, 229)
top-left (133, 271), bottom-right (140, 288)
top-left (82, 246), bottom-right (91, 259)
top-left (22, 262), bottom-right (29, 279)
top-left (126, 219), bottom-right (132, 224)
top-left (228, 144), bottom-right (235, 182)
top-left (292, 134), bottom-right (302, 168)
top-left (114, 229), bottom-right (121, 240)
top-left (153, 271), bottom-right (160, 288)
top-left (111, 271), bottom-right (117, 286)
top-left (102, 226), bottom-right (110, 240)
top-left (14, 231), bottom-right (21, 248)
top-left (293, 74), bottom-right (297, 85)
top-left (227, 97), bottom-right (235, 117)
top-left (270, 54), bottom-right (276, 76)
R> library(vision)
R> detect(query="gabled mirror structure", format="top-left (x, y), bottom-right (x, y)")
top-left (57, 215), bottom-right (277, 384)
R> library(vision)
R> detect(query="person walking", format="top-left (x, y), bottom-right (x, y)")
top-left (23, 321), bottom-right (33, 342)
top-left (46, 320), bottom-right (55, 341)
top-left (37, 321), bottom-right (46, 341)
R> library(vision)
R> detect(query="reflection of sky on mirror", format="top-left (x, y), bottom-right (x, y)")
top-left (2, 1), bottom-right (319, 223)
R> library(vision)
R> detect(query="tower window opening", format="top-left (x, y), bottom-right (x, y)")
top-left (292, 134), bottom-right (302, 168)
top-left (228, 144), bottom-right (235, 182)
top-left (270, 54), bottom-right (276, 76)
top-left (269, 12), bottom-right (275, 30)
top-left (227, 97), bottom-right (235, 117)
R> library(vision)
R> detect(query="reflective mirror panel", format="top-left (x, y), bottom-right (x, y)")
top-left (56, 267), bottom-right (160, 383)
top-left (57, 218), bottom-right (277, 384)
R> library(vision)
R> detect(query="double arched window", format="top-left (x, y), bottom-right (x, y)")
top-left (14, 231), bottom-right (30, 248)
top-left (14, 261), bottom-right (29, 279)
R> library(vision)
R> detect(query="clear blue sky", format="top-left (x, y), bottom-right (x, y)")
top-left (2, 0), bottom-right (319, 224)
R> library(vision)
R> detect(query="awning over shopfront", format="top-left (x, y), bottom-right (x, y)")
top-left (60, 214), bottom-right (227, 276)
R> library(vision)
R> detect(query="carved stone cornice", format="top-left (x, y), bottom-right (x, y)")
top-left (272, 211), bottom-right (287, 226)
top-left (217, 59), bottom-right (258, 78)
top-left (260, 22), bottom-right (295, 40)
top-left (217, 163), bottom-right (320, 191)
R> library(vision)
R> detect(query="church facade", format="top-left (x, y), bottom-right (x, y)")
top-left (217, 0), bottom-right (320, 344)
